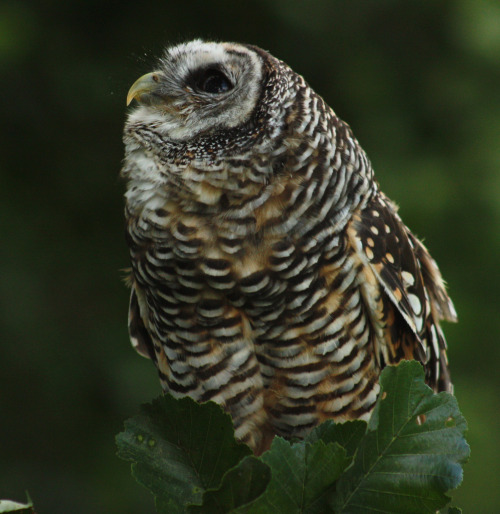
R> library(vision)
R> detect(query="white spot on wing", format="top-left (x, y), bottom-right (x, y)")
top-left (401, 271), bottom-right (415, 287)
top-left (408, 293), bottom-right (422, 315)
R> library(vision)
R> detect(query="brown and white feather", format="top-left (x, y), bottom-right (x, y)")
top-left (121, 40), bottom-right (456, 453)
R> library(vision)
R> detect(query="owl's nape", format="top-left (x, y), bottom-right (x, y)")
top-left (121, 40), bottom-right (456, 453)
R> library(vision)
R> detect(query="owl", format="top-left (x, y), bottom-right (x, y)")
top-left (122, 40), bottom-right (457, 454)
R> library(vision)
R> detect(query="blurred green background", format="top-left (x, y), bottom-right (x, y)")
top-left (1, 0), bottom-right (499, 512)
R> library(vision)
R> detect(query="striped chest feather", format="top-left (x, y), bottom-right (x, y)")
top-left (127, 187), bottom-right (383, 450)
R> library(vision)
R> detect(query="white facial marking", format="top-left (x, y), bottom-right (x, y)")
top-left (126, 40), bottom-right (264, 141)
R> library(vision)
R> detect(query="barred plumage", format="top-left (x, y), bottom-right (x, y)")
top-left (121, 40), bottom-right (456, 453)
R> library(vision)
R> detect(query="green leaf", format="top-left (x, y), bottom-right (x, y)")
top-left (246, 438), bottom-right (349, 513)
top-left (305, 419), bottom-right (367, 459)
top-left (116, 394), bottom-right (251, 513)
top-left (444, 508), bottom-right (461, 514)
top-left (188, 456), bottom-right (271, 513)
top-left (331, 361), bottom-right (470, 514)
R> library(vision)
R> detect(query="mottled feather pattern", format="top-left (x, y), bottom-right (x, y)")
top-left (348, 193), bottom-right (454, 391)
top-left (122, 40), bottom-right (455, 453)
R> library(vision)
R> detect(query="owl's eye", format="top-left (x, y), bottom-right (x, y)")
top-left (193, 68), bottom-right (233, 94)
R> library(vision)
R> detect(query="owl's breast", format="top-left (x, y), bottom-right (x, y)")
top-left (126, 169), bottom-right (385, 448)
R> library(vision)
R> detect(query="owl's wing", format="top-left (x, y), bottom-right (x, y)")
top-left (128, 285), bottom-right (156, 361)
top-left (348, 193), bottom-right (456, 391)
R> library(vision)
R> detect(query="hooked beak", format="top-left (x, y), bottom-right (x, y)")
top-left (126, 72), bottom-right (164, 106)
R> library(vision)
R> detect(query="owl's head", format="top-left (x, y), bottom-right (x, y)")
top-left (126, 40), bottom-right (279, 141)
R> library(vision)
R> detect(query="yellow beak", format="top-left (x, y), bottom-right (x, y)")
top-left (126, 72), bottom-right (162, 106)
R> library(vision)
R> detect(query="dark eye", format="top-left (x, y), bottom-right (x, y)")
top-left (195, 68), bottom-right (233, 94)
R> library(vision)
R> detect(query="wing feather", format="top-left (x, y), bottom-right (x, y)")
top-left (348, 193), bottom-right (455, 391)
top-left (128, 285), bottom-right (156, 361)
